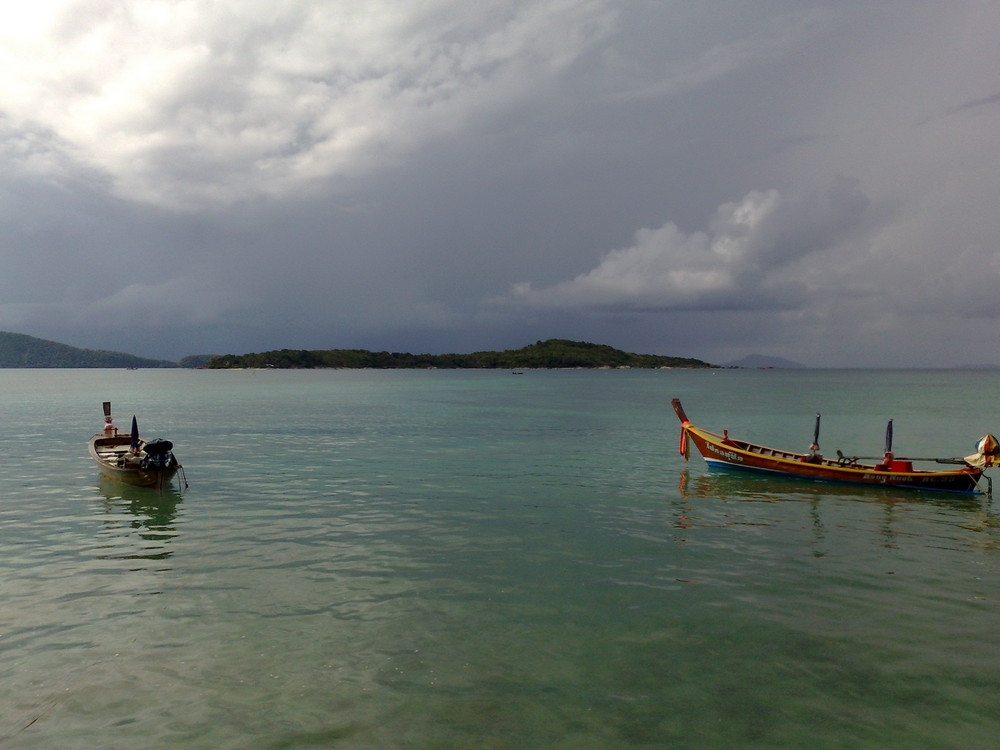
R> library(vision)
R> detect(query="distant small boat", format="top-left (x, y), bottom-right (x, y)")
top-left (672, 399), bottom-right (995, 494)
top-left (88, 402), bottom-right (183, 489)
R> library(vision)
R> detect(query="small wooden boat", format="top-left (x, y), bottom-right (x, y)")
top-left (672, 399), bottom-right (995, 494)
top-left (88, 402), bottom-right (183, 489)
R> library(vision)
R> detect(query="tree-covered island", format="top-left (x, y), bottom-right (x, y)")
top-left (203, 339), bottom-right (716, 370)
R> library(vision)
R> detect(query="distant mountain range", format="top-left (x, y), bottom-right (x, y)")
top-left (724, 354), bottom-right (807, 369)
top-left (0, 331), bottom-right (177, 368)
top-left (11, 330), bottom-right (991, 369)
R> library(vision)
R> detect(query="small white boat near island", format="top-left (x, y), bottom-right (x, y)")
top-left (88, 402), bottom-right (185, 489)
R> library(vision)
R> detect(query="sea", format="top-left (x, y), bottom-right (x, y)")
top-left (1, 367), bottom-right (999, 749)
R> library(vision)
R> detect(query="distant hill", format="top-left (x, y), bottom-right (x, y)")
top-left (204, 339), bottom-right (717, 370)
top-left (725, 354), bottom-right (807, 369)
top-left (0, 332), bottom-right (177, 368)
top-left (178, 354), bottom-right (216, 368)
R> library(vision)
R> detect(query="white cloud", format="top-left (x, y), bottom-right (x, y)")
top-left (0, 0), bottom-right (617, 209)
top-left (504, 181), bottom-right (870, 312)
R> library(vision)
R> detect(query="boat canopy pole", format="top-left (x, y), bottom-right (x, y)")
top-left (852, 417), bottom-right (970, 464)
top-left (847, 455), bottom-right (969, 464)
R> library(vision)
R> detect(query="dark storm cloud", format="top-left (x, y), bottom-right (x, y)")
top-left (920, 91), bottom-right (1000, 125)
top-left (0, 2), bottom-right (998, 366)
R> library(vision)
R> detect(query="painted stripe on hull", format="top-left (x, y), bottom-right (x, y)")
top-left (702, 458), bottom-right (979, 494)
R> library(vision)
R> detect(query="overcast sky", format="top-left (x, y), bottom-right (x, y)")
top-left (1, 1), bottom-right (998, 366)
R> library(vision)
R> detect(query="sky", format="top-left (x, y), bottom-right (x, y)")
top-left (1, 1), bottom-right (998, 367)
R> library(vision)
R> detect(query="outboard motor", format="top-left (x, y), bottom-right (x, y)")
top-left (141, 438), bottom-right (177, 469)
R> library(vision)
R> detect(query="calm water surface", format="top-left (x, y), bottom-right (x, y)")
top-left (1, 368), bottom-right (999, 749)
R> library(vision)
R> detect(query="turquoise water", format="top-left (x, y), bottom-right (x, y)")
top-left (1, 368), bottom-right (999, 749)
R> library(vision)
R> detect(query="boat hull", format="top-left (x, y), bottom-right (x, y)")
top-left (678, 416), bottom-right (983, 495)
top-left (88, 435), bottom-right (181, 489)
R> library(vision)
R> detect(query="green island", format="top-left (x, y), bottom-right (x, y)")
top-left (204, 339), bottom-right (715, 370)
top-left (0, 331), bottom-right (715, 369)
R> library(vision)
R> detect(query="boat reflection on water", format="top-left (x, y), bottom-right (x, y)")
top-left (94, 478), bottom-right (184, 564)
top-left (678, 467), bottom-right (987, 509)
top-left (674, 468), bottom-right (997, 553)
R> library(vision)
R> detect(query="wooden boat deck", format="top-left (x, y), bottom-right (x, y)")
top-left (707, 431), bottom-right (880, 470)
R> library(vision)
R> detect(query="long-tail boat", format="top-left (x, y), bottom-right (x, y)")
top-left (672, 399), bottom-right (996, 494)
top-left (88, 402), bottom-right (183, 489)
